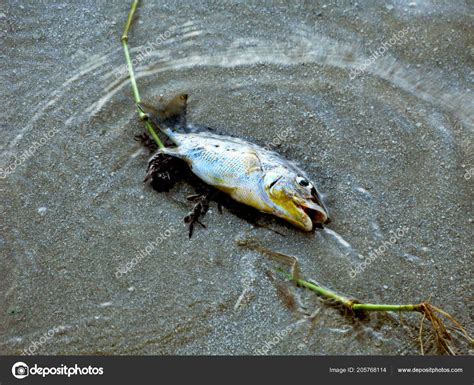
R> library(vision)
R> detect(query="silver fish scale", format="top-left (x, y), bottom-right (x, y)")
top-left (170, 133), bottom-right (263, 190)
top-left (173, 131), bottom-right (307, 177)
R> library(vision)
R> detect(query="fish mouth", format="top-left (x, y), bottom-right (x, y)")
top-left (295, 199), bottom-right (329, 230)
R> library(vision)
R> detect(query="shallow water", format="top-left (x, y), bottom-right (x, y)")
top-left (1, 0), bottom-right (472, 355)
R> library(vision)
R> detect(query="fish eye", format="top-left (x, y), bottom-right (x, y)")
top-left (296, 176), bottom-right (311, 188)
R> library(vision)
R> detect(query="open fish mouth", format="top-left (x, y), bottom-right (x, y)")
top-left (296, 199), bottom-right (329, 229)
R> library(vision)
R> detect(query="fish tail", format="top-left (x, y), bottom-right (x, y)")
top-left (137, 94), bottom-right (188, 144)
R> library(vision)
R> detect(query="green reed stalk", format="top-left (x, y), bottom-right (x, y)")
top-left (121, 0), bottom-right (164, 148)
top-left (277, 269), bottom-right (419, 312)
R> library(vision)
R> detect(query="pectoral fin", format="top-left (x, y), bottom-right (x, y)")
top-left (243, 149), bottom-right (263, 174)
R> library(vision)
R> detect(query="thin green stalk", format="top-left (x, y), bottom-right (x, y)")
top-left (277, 268), bottom-right (352, 306)
top-left (352, 303), bottom-right (418, 312)
top-left (243, 240), bottom-right (472, 353)
top-left (121, 0), bottom-right (164, 149)
top-left (278, 267), bottom-right (420, 313)
top-left (240, 240), bottom-right (422, 313)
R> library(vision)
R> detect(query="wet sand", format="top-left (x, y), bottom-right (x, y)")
top-left (1, 0), bottom-right (472, 355)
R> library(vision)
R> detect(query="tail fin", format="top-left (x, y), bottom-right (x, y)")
top-left (137, 93), bottom-right (188, 144)
top-left (137, 93), bottom-right (187, 126)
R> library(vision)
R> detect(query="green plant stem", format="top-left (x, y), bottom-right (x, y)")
top-left (352, 303), bottom-right (418, 312)
top-left (247, 242), bottom-right (472, 353)
top-left (121, 0), bottom-right (164, 149)
top-left (277, 269), bottom-right (420, 313)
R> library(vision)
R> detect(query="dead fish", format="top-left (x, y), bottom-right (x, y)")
top-left (138, 94), bottom-right (329, 232)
